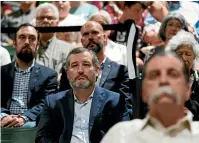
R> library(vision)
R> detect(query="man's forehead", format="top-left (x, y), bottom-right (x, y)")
top-left (146, 56), bottom-right (183, 71)
top-left (37, 8), bottom-right (54, 15)
top-left (17, 26), bottom-right (37, 35)
top-left (69, 52), bottom-right (93, 62)
top-left (82, 22), bottom-right (103, 32)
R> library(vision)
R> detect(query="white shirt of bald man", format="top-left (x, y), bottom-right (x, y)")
top-left (101, 111), bottom-right (199, 143)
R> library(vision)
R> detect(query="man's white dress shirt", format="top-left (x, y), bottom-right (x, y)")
top-left (101, 111), bottom-right (199, 143)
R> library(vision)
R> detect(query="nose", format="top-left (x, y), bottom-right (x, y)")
top-left (77, 65), bottom-right (84, 74)
top-left (159, 74), bottom-right (169, 86)
top-left (181, 53), bottom-right (187, 61)
top-left (24, 38), bottom-right (30, 45)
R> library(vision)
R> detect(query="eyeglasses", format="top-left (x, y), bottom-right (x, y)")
top-left (36, 16), bottom-right (56, 21)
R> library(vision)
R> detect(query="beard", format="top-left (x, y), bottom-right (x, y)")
top-left (17, 47), bottom-right (34, 63)
top-left (148, 85), bottom-right (181, 106)
top-left (68, 73), bottom-right (96, 89)
top-left (86, 41), bottom-right (103, 54)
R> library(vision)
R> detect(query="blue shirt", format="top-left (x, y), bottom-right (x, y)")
top-left (70, 89), bottom-right (94, 143)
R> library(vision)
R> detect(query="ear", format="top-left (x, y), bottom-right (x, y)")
top-left (141, 81), bottom-right (149, 104)
top-left (103, 33), bottom-right (108, 45)
top-left (13, 41), bottom-right (17, 49)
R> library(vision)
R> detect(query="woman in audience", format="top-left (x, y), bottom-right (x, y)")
top-left (165, 30), bottom-right (199, 120)
top-left (159, 12), bottom-right (189, 47)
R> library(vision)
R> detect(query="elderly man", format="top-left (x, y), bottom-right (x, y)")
top-left (101, 51), bottom-right (199, 143)
top-left (35, 3), bottom-right (73, 75)
top-left (35, 47), bottom-right (129, 143)
top-left (1, 23), bottom-right (57, 128)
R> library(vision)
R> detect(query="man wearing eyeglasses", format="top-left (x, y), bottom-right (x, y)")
top-left (35, 3), bottom-right (74, 79)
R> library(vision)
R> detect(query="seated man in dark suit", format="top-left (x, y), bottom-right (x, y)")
top-left (1, 23), bottom-right (58, 128)
top-left (60, 21), bottom-right (132, 112)
top-left (35, 47), bottom-right (130, 143)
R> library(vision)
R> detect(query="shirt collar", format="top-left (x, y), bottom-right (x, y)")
top-left (73, 87), bottom-right (95, 104)
top-left (100, 57), bottom-right (106, 70)
top-left (141, 111), bottom-right (193, 133)
top-left (15, 59), bottom-right (35, 72)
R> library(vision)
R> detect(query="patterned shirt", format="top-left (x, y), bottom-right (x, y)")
top-left (70, 90), bottom-right (94, 143)
top-left (9, 61), bottom-right (34, 115)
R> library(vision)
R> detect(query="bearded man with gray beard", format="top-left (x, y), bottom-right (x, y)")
top-left (101, 51), bottom-right (199, 143)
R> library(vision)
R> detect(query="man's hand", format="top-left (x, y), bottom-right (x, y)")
top-left (0, 115), bottom-right (25, 128)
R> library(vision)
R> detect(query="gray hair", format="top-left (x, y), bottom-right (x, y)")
top-left (165, 29), bottom-right (199, 63)
top-left (36, 3), bottom-right (59, 21)
top-left (89, 10), bottom-right (112, 25)
top-left (158, 12), bottom-right (189, 41)
top-left (64, 47), bottom-right (99, 69)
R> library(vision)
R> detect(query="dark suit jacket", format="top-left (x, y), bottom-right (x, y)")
top-left (35, 86), bottom-right (130, 143)
top-left (1, 62), bottom-right (58, 121)
top-left (59, 57), bottom-right (132, 109)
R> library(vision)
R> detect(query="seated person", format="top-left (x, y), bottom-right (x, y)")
top-left (60, 21), bottom-right (132, 112)
top-left (101, 51), bottom-right (199, 143)
top-left (166, 30), bottom-right (199, 120)
top-left (35, 47), bottom-right (129, 143)
top-left (1, 23), bottom-right (58, 128)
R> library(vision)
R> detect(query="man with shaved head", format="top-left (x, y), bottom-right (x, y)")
top-left (59, 21), bottom-right (132, 115)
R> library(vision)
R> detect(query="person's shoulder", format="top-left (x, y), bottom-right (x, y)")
top-left (107, 58), bottom-right (128, 71)
top-left (105, 119), bottom-right (145, 136)
top-left (35, 63), bottom-right (57, 74)
top-left (191, 121), bottom-right (199, 135)
top-left (1, 62), bottom-right (14, 70)
top-left (52, 37), bottom-right (74, 49)
top-left (45, 90), bottom-right (70, 105)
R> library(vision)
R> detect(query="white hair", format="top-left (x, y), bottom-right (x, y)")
top-left (89, 10), bottom-right (112, 24)
top-left (36, 3), bottom-right (59, 21)
top-left (165, 30), bottom-right (199, 63)
top-left (148, 86), bottom-right (181, 106)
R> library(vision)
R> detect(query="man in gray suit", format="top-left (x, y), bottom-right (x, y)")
top-left (35, 3), bottom-right (73, 77)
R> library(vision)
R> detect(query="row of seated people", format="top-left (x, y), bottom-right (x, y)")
top-left (1, 2), bottom-right (199, 143)
top-left (1, 22), bottom-right (199, 143)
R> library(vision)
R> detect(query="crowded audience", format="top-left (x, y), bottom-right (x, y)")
top-left (1, 1), bottom-right (199, 143)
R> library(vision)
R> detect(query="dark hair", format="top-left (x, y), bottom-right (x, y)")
top-left (64, 47), bottom-right (99, 69)
top-left (15, 23), bottom-right (40, 41)
top-left (143, 51), bottom-right (190, 83)
top-left (124, 1), bottom-right (147, 9)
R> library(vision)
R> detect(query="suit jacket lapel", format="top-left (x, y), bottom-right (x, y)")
top-left (89, 86), bottom-right (106, 135)
top-left (59, 90), bottom-right (74, 143)
top-left (7, 62), bottom-right (16, 108)
top-left (28, 63), bottom-right (40, 102)
top-left (99, 58), bottom-right (112, 87)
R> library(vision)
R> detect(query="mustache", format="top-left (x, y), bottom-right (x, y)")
top-left (148, 85), bottom-right (181, 106)
top-left (87, 41), bottom-right (97, 47)
top-left (75, 75), bottom-right (89, 80)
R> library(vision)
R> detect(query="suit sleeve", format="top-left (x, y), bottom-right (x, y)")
top-left (119, 65), bottom-right (132, 110)
top-left (113, 93), bottom-right (130, 123)
top-left (35, 96), bottom-right (56, 143)
top-left (23, 70), bottom-right (58, 121)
